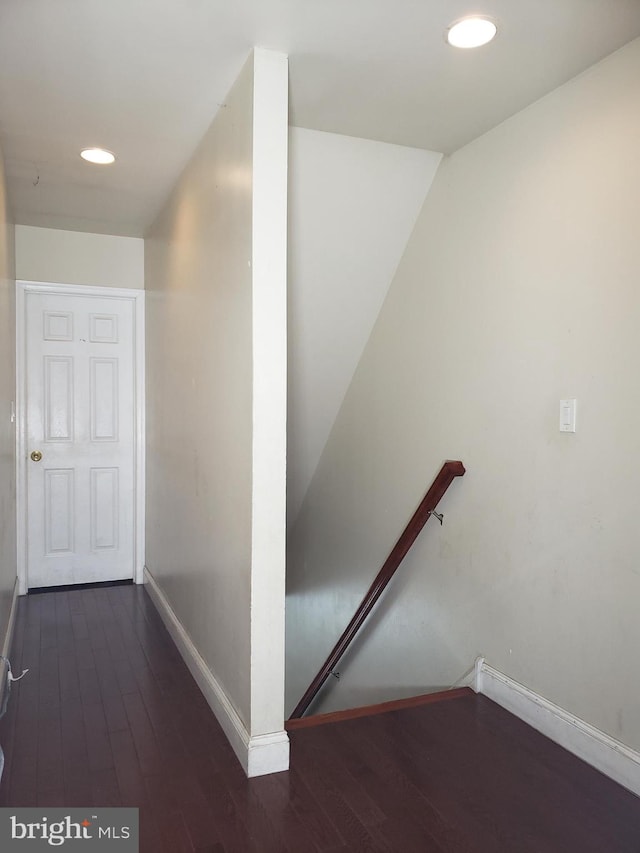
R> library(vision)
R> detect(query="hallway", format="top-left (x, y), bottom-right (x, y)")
top-left (1, 584), bottom-right (639, 852)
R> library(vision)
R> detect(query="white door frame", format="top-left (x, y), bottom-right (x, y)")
top-left (16, 280), bottom-right (145, 594)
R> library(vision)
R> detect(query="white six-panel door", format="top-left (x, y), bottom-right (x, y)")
top-left (23, 289), bottom-right (138, 588)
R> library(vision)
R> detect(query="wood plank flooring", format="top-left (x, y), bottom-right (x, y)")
top-left (1, 584), bottom-right (639, 852)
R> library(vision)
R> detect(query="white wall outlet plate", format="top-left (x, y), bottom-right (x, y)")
top-left (559, 398), bottom-right (576, 433)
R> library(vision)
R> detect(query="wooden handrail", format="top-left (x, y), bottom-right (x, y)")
top-left (289, 460), bottom-right (466, 720)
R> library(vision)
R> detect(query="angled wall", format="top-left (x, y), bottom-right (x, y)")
top-left (145, 49), bottom-right (288, 776)
top-left (286, 34), bottom-right (640, 757)
top-left (287, 129), bottom-right (441, 523)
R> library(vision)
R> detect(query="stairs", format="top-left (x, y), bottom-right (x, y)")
top-left (286, 686), bottom-right (473, 731)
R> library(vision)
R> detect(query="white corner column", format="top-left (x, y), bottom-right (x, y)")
top-left (248, 47), bottom-right (290, 776)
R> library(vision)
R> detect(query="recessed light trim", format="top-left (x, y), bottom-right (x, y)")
top-left (446, 16), bottom-right (497, 49)
top-left (80, 147), bottom-right (116, 165)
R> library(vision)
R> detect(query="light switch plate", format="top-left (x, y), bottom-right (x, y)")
top-left (559, 398), bottom-right (576, 433)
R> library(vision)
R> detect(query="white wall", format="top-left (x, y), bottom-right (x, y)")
top-left (287, 129), bottom-right (441, 522)
top-left (0, 146), bottom-right (16, 651)
top-left (286, 35), bottom-right (640, 754)
top-left (145, 49), bottom-right (288, 775)
top-left (15, 225), bottom-right (144, 289)
top-left (250, 49), bottom-right (289, 742)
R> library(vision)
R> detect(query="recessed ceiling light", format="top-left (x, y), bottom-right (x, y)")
top-left (80, 147), bottom-right (116, 165)
top-left (446, 16), bottom-right (497, 49)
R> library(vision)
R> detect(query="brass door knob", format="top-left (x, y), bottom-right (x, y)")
top-left (30, 450), bottom-right (43, 462)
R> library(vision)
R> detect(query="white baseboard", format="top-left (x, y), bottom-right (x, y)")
top-left (143, 567), bottom-right (289, 778)
top-left (1, 578), bottom-right (19, 660)
top-left (473, 657), bottom-right (640, 797)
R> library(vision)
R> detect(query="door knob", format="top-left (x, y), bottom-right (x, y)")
top-left (30, 450), bottom-right (43, 462)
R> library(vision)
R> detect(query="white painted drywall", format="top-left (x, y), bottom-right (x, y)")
top-left (15, 225), bottom-right (144, 289)
top-left (287, 128), bottom-right (441, 522)
top-left (145, 49), bottom-right (289, 762)
top-left (145, 54), bottom-right (255, 728)
top-left (250, 48), bottom-right (288, 741)
top-left (0, 146), bottom-right (16, 649)
top-left (286, 34), bottom-right (640, 755)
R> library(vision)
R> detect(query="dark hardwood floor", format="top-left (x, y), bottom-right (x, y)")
top-left (1, 584), bottom-right (639, 852)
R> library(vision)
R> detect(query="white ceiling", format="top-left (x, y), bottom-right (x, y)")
top-left (1, 0), bottom-right (639, 237)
